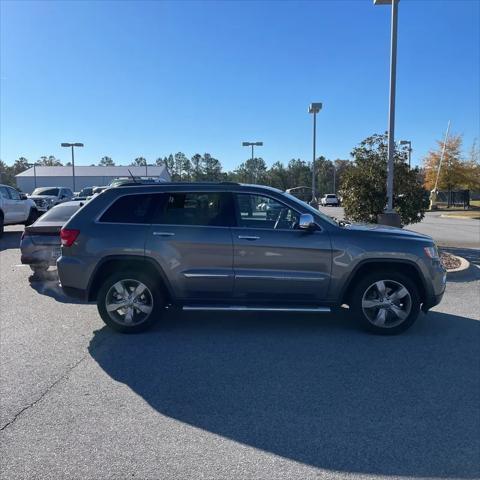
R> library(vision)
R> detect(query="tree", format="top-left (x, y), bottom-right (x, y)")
top-left (268, 161), bottom-right (290, 190)
top-left (99, 156), bottom-right (115, 166)
top-left (37, 155), bottom-right (62, 166)
top-left (0, 160), bottom-right (15, 186)
top-left (12, 157), bottom-right (30, 175)
top-left (233, 158), bottom-right (267, 184)
top-left (286, 158), bottom-right (311, 188)
top-left (423, 135), bottom-right (467, 192)
top-left (190, 154), bottom-right (203, 181)
top-left (131, 157), bottom-right (147, 167)
top-left (340, 133), bottom-right (428, 225)
top-left (201, 153), bottom-right (223, 181)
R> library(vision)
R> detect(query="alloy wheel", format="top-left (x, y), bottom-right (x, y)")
top-left (105, 279), bottom-right (153, 326)
top-left (361, 280), bottom-right (412, 329)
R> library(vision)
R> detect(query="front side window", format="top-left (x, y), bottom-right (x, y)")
top-left (154, 192), bottom-right (233, 227)
top-left (99, 194), bottom-right (158, 223)
top-left (8, 188), bottom-right (20, 200)
top-left (236, 194), bottom-right (300, 230)
top-left (0, 186), bottom-right (10, 199)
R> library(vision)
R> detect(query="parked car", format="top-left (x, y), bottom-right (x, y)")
top-left (74, 187), bottom-right (94, 200)
top-left (28, 187), bottom-right (74, 213)
top-left (57, 183), bottom-right (446, 335)
top-left (321, 194), bottom-right (340, 206)
top-left (0, 184), bottom-right (39, 236)
top-left (20, 200), bottom-right (85, 274)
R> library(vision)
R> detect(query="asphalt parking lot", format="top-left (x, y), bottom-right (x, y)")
top-left (1, 224), bottom-right (479, 480)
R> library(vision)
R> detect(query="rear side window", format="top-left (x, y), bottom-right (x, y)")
top-left (153, 192), bottom-right (234, 227)
top-left (99, 194), bottom-right (159, 223)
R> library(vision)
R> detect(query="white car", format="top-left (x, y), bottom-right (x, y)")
top-left (321, 194), bottom-right (340, 207)
top-left (28, 187), bottom-right (74, 213)
top-left (0, 184), bottom-right (39, 237)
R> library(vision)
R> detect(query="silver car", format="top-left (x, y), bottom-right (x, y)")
top-left (21, 200), bottom-right (84, 274)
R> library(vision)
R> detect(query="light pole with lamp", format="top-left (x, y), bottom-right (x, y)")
top-left (61, 142), bottom-right (84, 192)
top-left (27, 162), bottom-right (39, 189)
top-left (242, 141), bottom-right (263, 183)
top-left (399, 140), bottom-right (412, 168)
top-left (374, 0), bottom-right (401, 227)
top-left (308, 103), bottom-right (322, 206)
top-left (242, 141), bottom-right (263, 162)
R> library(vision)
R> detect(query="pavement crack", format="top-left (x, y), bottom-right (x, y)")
top-left (0, 354), bottom-right (88, 432)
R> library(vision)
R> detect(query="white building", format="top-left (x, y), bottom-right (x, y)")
top-left (15, 165), bottom-right (171, 193)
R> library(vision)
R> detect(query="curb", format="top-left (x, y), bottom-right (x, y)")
top-left (440, 214), bottom-right (480, 220)
top-left (446, 254), bottom-right (471, 276)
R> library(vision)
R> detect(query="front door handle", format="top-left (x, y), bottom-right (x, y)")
top-left (153, 232), bottom-right (175, 237)
top-left (238, 235), bottom-right (260, 241)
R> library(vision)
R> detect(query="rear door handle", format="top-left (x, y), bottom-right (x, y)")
top-left (153, 232), bottom-right (175, 237)
top-left (238, 235), bottom-right (260, 241)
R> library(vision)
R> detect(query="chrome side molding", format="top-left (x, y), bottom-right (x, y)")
top-left (182, 305), bottom-right (331, 313)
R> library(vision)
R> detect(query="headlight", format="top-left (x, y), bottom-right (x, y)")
top-left (424, 245), bottom-right (439, 259)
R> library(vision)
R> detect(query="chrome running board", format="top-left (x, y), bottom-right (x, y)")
top-left (182, 305), bottom-right (331, 313)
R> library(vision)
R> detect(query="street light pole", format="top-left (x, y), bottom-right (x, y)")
top-left (242, 141), bottom-right (263, 183)
top-left (374, 0), bottom-right (401, 226)
top-left (308, 103), bottom-right (322, 206)
top-left (61, 142), bottom-right (84, 192)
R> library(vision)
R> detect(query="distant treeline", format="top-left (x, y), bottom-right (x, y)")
top-left (0, 154), bottom-right (351, 195)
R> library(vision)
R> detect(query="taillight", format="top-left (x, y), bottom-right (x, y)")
top-left (60, 228), bottom-right (80, 247)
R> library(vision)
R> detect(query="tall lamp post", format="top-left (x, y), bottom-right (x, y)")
top-left (399, 140), bottom-right (412, 168)
top-left (308, 103), bottom-right (322, 205)
top-left (27, 162), bottom-right (39, 189)
top-left (242, 141), bottom-right (263, 162)
top-left (374, 0), bottom-right (401, 227)
top-left (61, 142), bottom-right (84, 192)
top-left (242, 141), bottom-right (263, 183)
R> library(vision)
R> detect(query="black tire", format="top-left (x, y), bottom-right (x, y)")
top-left (350, 270), bottom-right (421, 335)
top-left (0, 213), bottom-right (3, 238)
top-left (25, 208), bottom-right (39, 226)
top-left (97, 270), bottom-right (165, 333)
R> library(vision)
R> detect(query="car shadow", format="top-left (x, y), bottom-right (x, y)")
top-left (0, 230), bottom-right (22, 252)
top-left (88, 309), bottom-right (479, 478)
top-left (28, 270), bottom-right (85, 304)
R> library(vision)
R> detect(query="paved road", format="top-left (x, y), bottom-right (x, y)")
top-left (318, 207), bottom-right (480, 248)
top-left (1, 225), bottom-right (480, 480)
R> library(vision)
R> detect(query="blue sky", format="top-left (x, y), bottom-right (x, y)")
top-left (1, 0), bottom-right (479, 169)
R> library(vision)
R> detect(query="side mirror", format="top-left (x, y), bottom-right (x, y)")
top-left (20, 193), bottom-right (28, 200)
top-left (299, 213), bottom-right (316, 231)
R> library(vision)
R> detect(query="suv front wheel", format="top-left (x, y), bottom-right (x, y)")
top-left (351, 271), bottom-right (421, 335)
top-left (97, 270), bottom-right (165, 333)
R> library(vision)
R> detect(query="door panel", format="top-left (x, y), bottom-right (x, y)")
top-left (232, 228), bottom-right (331, 302)
top-left (145, 191), bottom-right (235, 300)
top-left (146, 225), bottom-right (234, 300)
top-left (232, 193), bottom-right (332, 303)
top-left (6, 188), bottom-right (25, 222)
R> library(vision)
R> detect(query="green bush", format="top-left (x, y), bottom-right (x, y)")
top-left (340, 134), bottom-right (428, 225)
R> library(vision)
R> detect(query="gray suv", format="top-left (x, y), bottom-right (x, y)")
top-left (57, 183), bottom-right (446, 334)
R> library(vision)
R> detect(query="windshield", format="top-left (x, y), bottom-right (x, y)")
top-left (282, 192), bottom-right (338, 226)
top-left (38, 204), bottom-right (82, 222)
top-left (32, 188), bottom-right (59, 196)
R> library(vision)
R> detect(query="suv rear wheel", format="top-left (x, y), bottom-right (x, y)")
top-left (350, 271), bottom-right (420, 335)
top-left (97, 270), bottom-right (165, 333)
